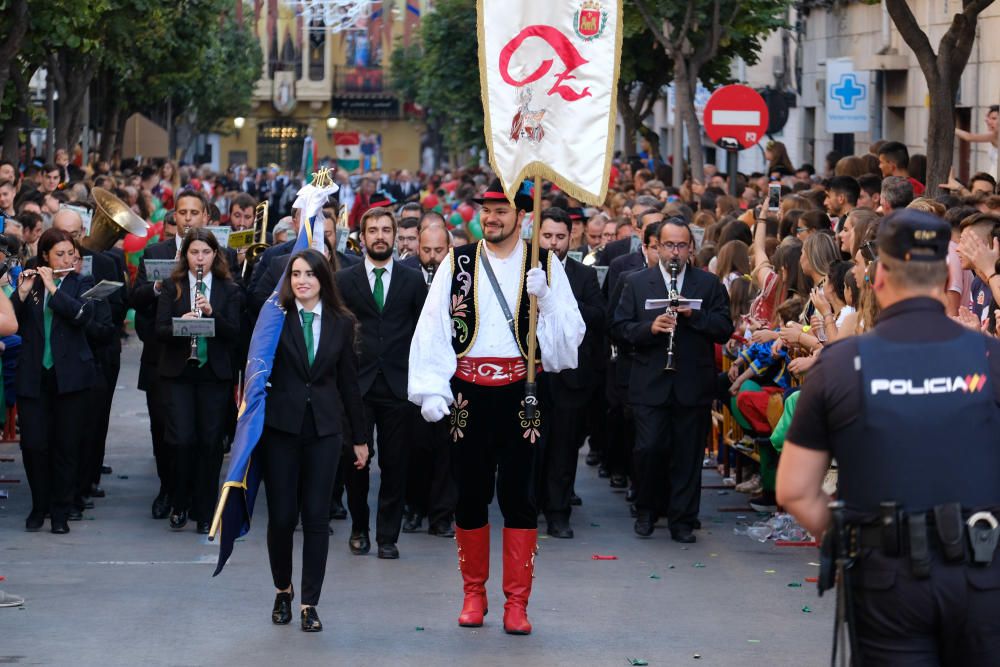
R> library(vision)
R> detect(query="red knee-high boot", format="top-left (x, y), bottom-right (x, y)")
top-left (455, 524), bottom-right (490, 627)
top-left (502, 527), bottom-right (537, 635)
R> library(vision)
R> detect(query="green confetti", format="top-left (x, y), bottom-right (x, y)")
top-left (787, 582), bottom-right (802, 588)
top-left (626, 659), bottom-right (649, 666)
top-left (802, 606), bottom-right (812, 613)
top-left (668, 565), bottom-right (676, 569)
top-left (649, 573), bottom-right (661, 580)
top-left (747, 639), bottom-right (760, 644)
top-left (693, 562), bottom-right (706, 568)
top-left (764, 569), bottom-right (776, 574)
top-left (590, 522), bottom-right (601, 527)
top-left (415, 626), bottom-right (425, 631)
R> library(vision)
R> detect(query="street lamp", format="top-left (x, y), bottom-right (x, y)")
top-left (234, 116), bottom-right (246, 139)
top-left (326, 115), bottom-right (339, 140)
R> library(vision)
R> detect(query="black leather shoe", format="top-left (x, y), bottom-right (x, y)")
top-left (196, 521), bottom-right (210, 535)
top-left (570, 493), bottom-right (583, 506)
top-left (329, 500), bottom-right (348, 521)
top-left (402, 514), bottom-right (424, 533)
top-left (546, 518), bottom-right (574, 539)
top-left (169, 510), bottom-right (188, 531)
top-left (671, 528), bottom-right (696, 544)
top-left (89, 484), bottom-right (106, 498)
top-left (634, 514), bottom-right (654, 537)
top-left (301, 606), bottom-right (322, 632)
top-left (51, 520), bottom-right (70, 534)
top-left (377, 543), bottom-right (399, 559)
top-left (68, 508), bottom-right (83, 521)
top-left (597, 465), bottom-right (610, 479)
top-left (101, 465), bottom-right (113, 475)
top-left (79, 497), bottom-right (95, 510)
top-left (609, 474), bottom-right (628, 489)
top-left (585, 450), bottom-right (601, 466)
top-left (629, 503), bottom-right (638, 518)
top-left (25, 512), bottom-right (44, 532)
top-left (349, 530), bottom-right (370, 555)
top-left (428, 521), bottom-right (455, 538)
top-left (272, 589), bottom-right (294, 625)
top-left (625, 488), bottom-right (637, 503)
top-left (152, 492), bottom-right (170, 520)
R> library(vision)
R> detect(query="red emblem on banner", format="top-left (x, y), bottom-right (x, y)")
top-left (575, 1), bottom-right (606, 41)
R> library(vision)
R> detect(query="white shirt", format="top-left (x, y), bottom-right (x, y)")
top-left (364, 256), bottom-right (393, 298)
top-left (407, 240), bottom-right (586, 406)
top-left (188, 270), bottom-right (213, 310)
top-left (296, 299), bottom-right (323, 349)
top-left (658, 261), bottom-right (687, 294)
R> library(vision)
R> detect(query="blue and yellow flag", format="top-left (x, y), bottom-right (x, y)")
top-left (211, 172), bottom-right (336, 576)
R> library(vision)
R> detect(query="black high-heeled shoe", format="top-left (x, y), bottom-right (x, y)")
top-left (272, 588), bottom-right (294, 625)
top-left (300, 606), bottom-right (322, 632)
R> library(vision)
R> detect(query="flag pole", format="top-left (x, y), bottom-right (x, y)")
top-left (524, 174), bottom-right (543, 420)
top-left (208, 485), bottom-right (230, 541)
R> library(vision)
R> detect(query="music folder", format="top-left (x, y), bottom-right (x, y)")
top-left (82, 280), bottom-right (124, 300)
top-left (644, 297), bottom-right (703, 311)
top-left (144, 259), bottom-right (176, 282)
top-left (172, 317), bottom-right (216, 338)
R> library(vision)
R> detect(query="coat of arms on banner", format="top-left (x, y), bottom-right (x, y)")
top-left (575, 1), bottom-right (607, 41)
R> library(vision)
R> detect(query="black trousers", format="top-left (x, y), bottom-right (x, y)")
top-left (451, 378), bottom-right (539, 530)
top-left (262, 411), bottom-right (341, 606)
top-left (632, 403), bottom-right (710, 531)
top-left (584, 381), bottom-right (608, 458)
top-left (163, 368), bottom-right (230, 521)
top-left (341, 373), bottom-right (413, 545)
top-left (404, 417), bottom-right (456, 526)
top-left (603, 364), bottom-right (633, 479)
top-left (850, 549), bottom-right (1000, 666)
top-left (540, 401), bottom-right (584, 520)
top-left (144, 373), bottom-right (173, 493)
top-left (19, 370), bottom-right (89, 522)
top-left (78, 364), bottom-right (109, 501)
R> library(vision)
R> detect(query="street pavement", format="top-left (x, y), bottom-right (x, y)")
top-left (0, 339), bottom-right (832, 666)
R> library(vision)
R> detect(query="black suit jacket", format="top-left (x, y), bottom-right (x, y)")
top-left (611, 265), bottom-right (733, 407)
top-left (155, 275), bottom-right (242, 380)
top-left (335, 261), bottom-right (426, 400)
top-left (605, 249), bottom-right (645, 300)
top-left (596, 236), bottom-right (633, 267)
top-left (265, 308), bottom-right (366, 441)
top-left (544, 259), bottom-right (605, 407)
top-left (12, 271), bottom-right (96, 398)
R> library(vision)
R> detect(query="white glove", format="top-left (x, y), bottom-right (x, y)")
top-left (526, 266), bottom-right (549, 300)
top-left (420, 395), bottom-right (450, 423)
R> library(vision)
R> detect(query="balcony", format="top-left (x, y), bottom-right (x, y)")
top-left (331, 66), bottom-right (401, 119)
top-left (333, 66), bottom-right (392, 94)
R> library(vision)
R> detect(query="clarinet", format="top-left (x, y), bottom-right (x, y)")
top-left (187, 265), bottom-right (204, 365)
top-left (664, 260), bottom-right (679, 372)
top-left (425, 261), bottom-right (436, 287)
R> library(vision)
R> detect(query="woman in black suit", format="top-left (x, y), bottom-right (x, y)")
top-left (264, 249), bottom-right (367, 633)
top-left (156, 228), bottom-right (241, 534)
top-left (12, 229), bottom-right (94, 534)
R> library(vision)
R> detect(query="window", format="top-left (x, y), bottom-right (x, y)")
top-left (257, 121), bottom-right (308, 170)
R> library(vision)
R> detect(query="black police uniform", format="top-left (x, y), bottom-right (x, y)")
top-left (786, 210), bottom-right (1000, 665)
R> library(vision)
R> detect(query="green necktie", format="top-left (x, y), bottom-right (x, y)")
top-left (373, 267), bottom-right (386, 312)
top-left (196, 282), bottom-right (208, 367)
top-left (300, 310), bottom-right (315, 365)
top-left (42, 278), bottom-right (62, 370)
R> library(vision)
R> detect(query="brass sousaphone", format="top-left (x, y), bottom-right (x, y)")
top-left (82, 187), bottom-right (151, 252)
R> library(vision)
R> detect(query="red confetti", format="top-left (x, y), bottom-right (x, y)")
top-left (591, 554), bottom-right (618, 560)
top-left (775, 540), bottom-right (819, 547)
top-left (804, 577), bottom-right (818, 583)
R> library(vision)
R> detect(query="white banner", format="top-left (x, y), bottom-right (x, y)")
top-left (478, 0), bottom-right (622, 205)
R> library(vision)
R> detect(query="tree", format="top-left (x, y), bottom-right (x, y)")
top-left (390, 0), bottom-right (481, 167)
top-left (0, 0), bottom-right (29, 118)
top-left (618, 5), bottom-right (672, 159)
top-left (632, 0), bottom-right (788, 183)
top-left (885, 0), bottom-right (995, 193)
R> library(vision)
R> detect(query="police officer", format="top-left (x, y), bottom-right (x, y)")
top-left (777, 209), bottom-right (1000, 665)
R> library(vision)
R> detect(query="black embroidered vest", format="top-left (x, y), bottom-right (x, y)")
top-left (449, 240), bottom-right (551, 360)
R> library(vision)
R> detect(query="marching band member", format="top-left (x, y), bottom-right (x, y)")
top-left (155, 228), bottom-right (241, 534)
top-left (408, 180), bottom-right (585, 635)
top-left (262, 249), bottom-right (368, 632)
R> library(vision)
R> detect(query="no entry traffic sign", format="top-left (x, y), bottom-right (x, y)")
top-left (702, 85), bottom-right (769, 151)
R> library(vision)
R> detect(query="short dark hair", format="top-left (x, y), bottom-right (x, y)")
top-left (643, 221), bottom-right (664, 246)
top-left (796, 163), bottom-right (816, 176)
top-left (18, 211), bottom-right (42, 232)
top-left (858, 174), bottom-right (882, 196)
top-left (658, 218), bottom-right (694, 244)
top-left (399, 202), bottom-right (422, 219)
top-left (232, 193), bottom-right (256, 211)
top-left (398, 215), bottom-right (418, 230)
top-left (969, 172), bottom-right (997, 190)
top-left (990, 105), bottom-right (999, 114)
top-left (540, 206), bottom-right (572, 234)
top-left (42, 163), bottom-right (58, 175)
top-left (878, 141), bottom-right (910, 170)
top-left (140, 166), bottom-right (158, 181)
top-left (360, 206), bottom-right (396, 235)
top-left (829, 176), bottom-right (860, 206)
top-left (175, 189), bottom-right (208, 212)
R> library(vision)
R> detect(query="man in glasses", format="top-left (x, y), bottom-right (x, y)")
top-left (611, 219), bottom-right (733, 543)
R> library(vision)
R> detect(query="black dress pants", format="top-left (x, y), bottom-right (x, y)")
top-left (144, 373), bottom-right (173, 493)
top-left (341, 373), bottom-right (413, 545)
top-left (19, 370), bottom-right (89, 522)
top-left (632, 402), bottom-right (710, 531)
top-left (850, 549), bottom-right (1000, 666)
top-left (163, 367), bottom-right (230, 521)
top-left (540, 401), bottom-right (584, 521)
top-left (263, 411), bottom-right (341, 606)
top-left (404, 417), bottom-right (456, 526)
top-left (603, 363), bottom-right (633, 479)
top-left (451, 378), bottom-right (539, 530)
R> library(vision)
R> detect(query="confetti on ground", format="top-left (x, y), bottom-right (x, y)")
top-left (693, 562), bottom-right (706, 568)
top-left (668, 565), bottom-right (676, 569)
top-left (693, 654), bottom-right (702, 659)
top-left (787, 582), bottom-right (802, 588)
top-left (592, 554), bottom-right (618, 560)
top-left (626, 659), bottom-right (649, 666)
top-left (649, 573), bottom-right (661, 580)
top-left (802, 606), bottom-right (812, 613)
top-left (764, 569), bottom-right (776, 574)
top-left (539, 535), bottom-right (549, 540)
top-left (415, 626), bottom-right (424, 631)
top-left (808, 562), bottom-right (821, 567)
top-left (736, 515), bottom-right (747, 519)
top-left (681, 547), bottom-right (689, 551)
top-left (117, 475), bottom-right (129, 479)
top-left (716, 490), bottom-right (729, 495)
top-left (747, 639), bottom-right (760, 644)
top-left (804, 577), bottom-right (819, 583)
top-left (590, 522), bottom-right (600, 527)
top-left (709, 553), bottom-right (718, 557)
